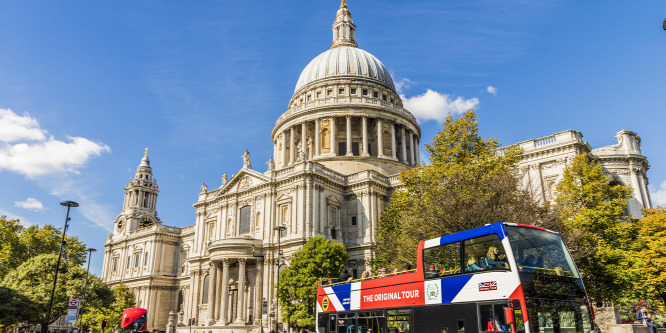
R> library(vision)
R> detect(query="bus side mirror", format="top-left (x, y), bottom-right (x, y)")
top-left (505, 307), bottom-right (515, 325)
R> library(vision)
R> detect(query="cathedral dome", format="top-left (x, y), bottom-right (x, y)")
top-left (294, 46), bottom-right (395, 94)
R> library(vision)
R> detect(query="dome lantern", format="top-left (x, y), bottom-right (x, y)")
top-left (331, 0), bottom-right (358, 49)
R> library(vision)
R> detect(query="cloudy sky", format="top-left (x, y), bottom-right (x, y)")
top-left (1, 1), bottom-right (665, 275)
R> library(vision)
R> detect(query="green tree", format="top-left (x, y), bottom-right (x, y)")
top-left (0, 285), bottom-right (40, 331)
top-left (554, 153), bottom-right (635, 302)
top-left (631, 207), bottom-right (666, 308)
top-left (277, 236), bottom-right (348, 329)
top-left (0, 216), bottom-right (87, 281)
top-left (82, 284), bottom-right (136, 332)
top-left (2, 253), bottom-right (114, 329)
top-left (375, 110), bottom-right (558, 268)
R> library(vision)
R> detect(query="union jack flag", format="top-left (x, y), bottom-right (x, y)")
top-left (478, 281), bottom-right (497, 291)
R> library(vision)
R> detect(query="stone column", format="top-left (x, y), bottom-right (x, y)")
top-left (207, 262), bottom-right (217, 325)
top-left (630, 164), bottom-right (644, 207)
top-left (289, 127), bottom-right (295, 165)
top-left (346, 115), bottom-right (353, 156)
top-left (217, 259), bottom-right (230, 325)
top-left (390, 121), bottom-right (397, 159)
top-left (234, 258), bottom-right (247, 324)
top-left (361, 116), bottom-right (369, 157)
top-left (400, 126), bottom-right (407, 162)
top-left (356, 192), bottom-right (364, 244)
top-left (330, 117), bottom-right (337, 156)
top-left (253, 258), bottom-right (264, 325)
top-left (408, 132), bottom-right (415, 166)
top-left (377, 118), bottom-right (385, 158)
top-left (214, 262), bottom-right (223, 321)
top-left (301, 122), bottom-right (307, 158)
top-left (281, 133), bottom-right (288, 168)
top-left (414, 136), bottom-right (420, 164)
top-left (314, 119), bottom-right (320, 157)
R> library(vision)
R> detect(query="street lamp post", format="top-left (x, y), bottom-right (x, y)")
top-left (273, 225), bottom-right (286, 333)
top-left (44, 201), bottom-right (79, 333)
top-left (76, 248), bottom-right (97, 331)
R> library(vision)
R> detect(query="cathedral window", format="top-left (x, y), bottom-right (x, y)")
top-left (351, 216), bottom-right (357, 226)
top-left (202, 274), bottom-right (210, 304)
top-left (383, 94), bottom-right (387, 101)
top-left (112, 257), bottom-right (118, 271)
top-left (134, 253), bottom-right (140, 268)
top-left (339, 88), bottom-right (345, 95)
top-left (126, 256), bottom-right (130, 269)
top-left (307, 94), bottom-right (312, 101)
top-left (316, 91), bottom-right (321, 98)
top-left (331, 227), bottom-right (337, 240)
top-left (239, 205), bottom-right (252, 234)
top-left (144, 252), bottom-right (149, 266)
top-left (327, 89), bottom-right (332, 96)
top-left (177, 290), bottom-right (184, 312)
top-left (373, 91), bottom-right (378, 98)
top-left (362, 89), bottom-right (368, 96)
top-left (351, 88), bottom-right (357, 95)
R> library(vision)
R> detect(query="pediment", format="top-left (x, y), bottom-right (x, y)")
top-left (213, 168), bottom-right (269, 198)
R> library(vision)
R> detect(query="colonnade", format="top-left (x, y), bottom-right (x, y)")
top-left (274, 115), bottom-right (419, 168)
top-left (201, 257), bottom-right (264, 326)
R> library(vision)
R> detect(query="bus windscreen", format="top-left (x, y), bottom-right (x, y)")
top-left (506, 226), bottom-right (579, 278)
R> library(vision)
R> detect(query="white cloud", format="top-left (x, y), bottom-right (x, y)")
top-left (401, 89), bottom-right (479, 123)
top-left (0, 109), bottom-right (47, 143)
top-left (487, 86), bottom-right (498, 95)
top-left (394, 78), bottom-right (415, 94)
top-left (0, 108), bottom-right (110, 178)
top-left (14, 197), bottom-right (46, 212)
top-left (650, 180), bottom-right (666, 207)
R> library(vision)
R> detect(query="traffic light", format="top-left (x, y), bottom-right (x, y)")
top-left (102, 319), bottom-right (107, 329)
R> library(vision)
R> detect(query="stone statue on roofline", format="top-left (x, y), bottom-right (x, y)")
top-left (267, 156), bottom-right (275, 172)
top-left (242, 149), bottom-right (252, 169)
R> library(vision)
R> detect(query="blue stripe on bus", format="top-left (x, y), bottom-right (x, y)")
top-left (436, 222), bottom-right (508, 246)
top-left (330, 283), bottom-right (353, 311)
top-left (441, 274), bottom-right (475, 303)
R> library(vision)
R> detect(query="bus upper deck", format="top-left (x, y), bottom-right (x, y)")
top-left (316, 222), bottom-right (595, 333)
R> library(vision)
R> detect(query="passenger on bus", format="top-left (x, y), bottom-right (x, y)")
top-left (339, 268), bottom-right (351, 281)
top-left (485, 246), bottom-right (508, 269)
top-left (520, 255), bottom-right (536, 267)
top-left (467, 258), bottom-right (484, 272)
top-left (426, 264), bottom-right (438, 278)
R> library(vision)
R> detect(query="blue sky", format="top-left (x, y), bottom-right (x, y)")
top-left (1, 1), bottom-right (665, 276)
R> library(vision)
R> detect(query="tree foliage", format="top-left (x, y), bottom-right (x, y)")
top-left (0, 285), bottom-right (40, 330)
top-left (553, 153), bottom-right (635, 302)
top-left (375, 110), bottom-right (558, 268)
top-left (81, 284), bottom-right (136, 332)
top-left (277, 236), bottom-right (348, 329)
top-left (630, 207), bottom-right (666, 308)
top-left (2, 253), bottom-right (114, 328)
top-left (0, 216), bottom-right (87, 280)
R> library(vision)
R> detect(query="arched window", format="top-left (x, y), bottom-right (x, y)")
top-left (240, 206), bottom-right (252, 234)
top-left (202, 274), bottom-right (210, 304)
top-left (177, 290), bottom-right (184, 312)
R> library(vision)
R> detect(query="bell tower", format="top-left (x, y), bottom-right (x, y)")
top-left (115, 148), bottom-right (160, 233)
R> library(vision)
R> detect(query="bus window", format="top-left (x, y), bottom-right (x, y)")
top-left (423, 242), bottom-right (461, 278)
top-left (506, 226), bottom-right (578, 277)
top-left (478, 303), bottom-right (508, 332)
top-left (463, 234), bottom-right (509, 272)
top-left (387, 309), bottom-right (411, 333)
top-left (358, 311), bottom-right (385, 333)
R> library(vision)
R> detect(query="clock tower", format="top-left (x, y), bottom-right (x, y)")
top-left (115, 148), bottom-right (160, 234)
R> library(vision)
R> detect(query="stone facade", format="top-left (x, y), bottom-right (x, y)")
top-left (514, 129), bottom-right (651, 218)
top-left (101, 3), bottom-right (652, 333)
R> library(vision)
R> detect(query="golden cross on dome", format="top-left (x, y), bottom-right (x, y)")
top-left (341, 0), bottom-right (346, 8)
top-left (144, 147), bottom-right (149, 157)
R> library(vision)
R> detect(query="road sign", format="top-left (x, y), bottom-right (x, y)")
top-left (78, 294), bottom-right (83, 300)
top-left (69, 299), bottom-right (79, 308)
top-left (66, 308), bottom-right (78, 323)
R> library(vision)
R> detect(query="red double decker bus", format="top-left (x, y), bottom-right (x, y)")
top-left (121, 308), bottom-right (148, 333)
top-left (317, 223), bottom-right (595, 333)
